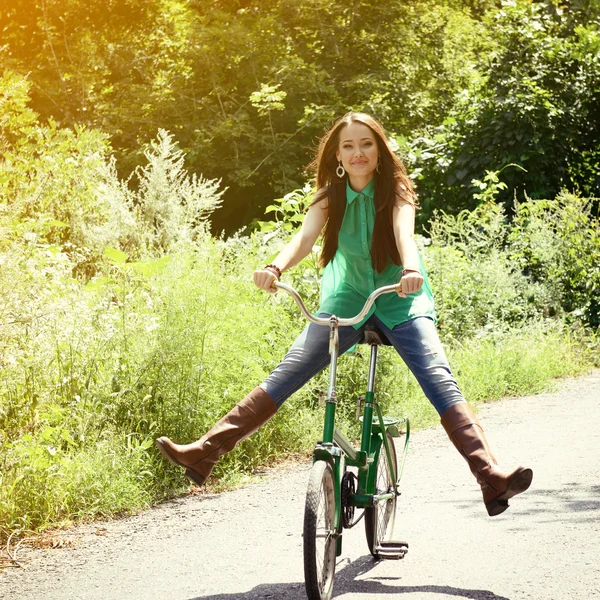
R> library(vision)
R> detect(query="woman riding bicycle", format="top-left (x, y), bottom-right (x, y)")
top-left (156, 112), bottom-right (532, 517)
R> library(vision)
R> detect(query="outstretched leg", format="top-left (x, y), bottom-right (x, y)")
top-left (441, 402), bottom-right (533, 516)
top-left (376, 315), bottom-right (532, 516)
top-left (156, 316), bottom-right (364, 487)
top-left (156, 387), bottom-right (277, 487)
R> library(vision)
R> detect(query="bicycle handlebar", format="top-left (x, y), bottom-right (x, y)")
top-left (274, 281), bottom-right (397, 327)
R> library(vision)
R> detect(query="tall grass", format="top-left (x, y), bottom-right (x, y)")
top-left (451, 321), bottom-right (592, 403)
top-left (1, 244), bottom-right (595, 538)
top-left (1, 91), bottom-right (598, 539)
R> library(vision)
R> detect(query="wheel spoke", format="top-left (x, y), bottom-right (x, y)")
top-left (376, 445), bottom-right (393, 544)
top-left (365, 433), bottom-right (398, 555)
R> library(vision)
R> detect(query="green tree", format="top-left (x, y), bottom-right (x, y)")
top-left (1, 0), bottom-right (493, 233)
top-left (0, 71), bottom-right (135, 271)
top-left (408, 0), bottom-right (600, 222)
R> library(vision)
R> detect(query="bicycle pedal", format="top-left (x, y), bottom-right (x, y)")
top-left (375, 541), bottom-right (409, 560)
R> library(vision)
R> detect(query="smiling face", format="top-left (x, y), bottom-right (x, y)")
top-left (336, 121), bottom-right (379, 189)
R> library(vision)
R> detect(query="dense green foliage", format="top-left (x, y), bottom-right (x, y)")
top-left (8, 0), bottom-right (596, 231)
top-left (1, 73), bottom-right (598, 539)
top-left (1, 0), bottom-right (600, 541)
top-left (409, 1), bottom-right (600, 220)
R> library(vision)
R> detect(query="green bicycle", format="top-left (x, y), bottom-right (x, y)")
top-left (275, 281), bottom-right (410, 600)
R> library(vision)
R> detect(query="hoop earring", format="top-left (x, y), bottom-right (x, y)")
top-left (376, 158), bottom-right (381, 174)
top-left (336, 162), bottom-right (346, 178)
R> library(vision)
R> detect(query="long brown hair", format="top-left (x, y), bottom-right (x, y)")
top-left (309, 112), bottom-right (417, 273)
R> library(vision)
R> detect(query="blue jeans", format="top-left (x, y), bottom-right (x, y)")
top-left (260, 315), bottom-right (465, 415)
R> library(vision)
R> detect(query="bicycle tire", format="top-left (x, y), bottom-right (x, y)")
top-left (303, 460), bottom-right (337, 600)
top-left (365, 431), bottom-right (398, 555)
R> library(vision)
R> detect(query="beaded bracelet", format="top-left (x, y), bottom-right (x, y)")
top-left (264, 263), bottom-right (282, 279)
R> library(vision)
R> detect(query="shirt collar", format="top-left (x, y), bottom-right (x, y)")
top-left (346, 178), bottom-right (375, 204)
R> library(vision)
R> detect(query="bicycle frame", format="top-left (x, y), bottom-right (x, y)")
top-left (275, 282), bottom-right (410, 555)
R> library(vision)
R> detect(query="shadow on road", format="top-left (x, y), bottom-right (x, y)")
top-left (516, 483), bottom-right (600, 521)
top-left (188, 555), bottom-right (511, 600)
top-left (449, 482), bottom-right (600, 524)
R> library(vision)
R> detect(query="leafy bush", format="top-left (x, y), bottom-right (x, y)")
top-left (0, 72), bottom-right (137, 275)
top-left (408, 1), bottom-right (600, 222)
top-left (508, 191), bottom-right (600, 326)
top-left (422, 201), bottom-right (551, 340)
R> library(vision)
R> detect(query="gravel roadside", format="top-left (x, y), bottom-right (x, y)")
top-left (1, 370), bottom-right (599, 600)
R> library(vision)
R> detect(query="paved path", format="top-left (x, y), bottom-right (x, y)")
top-left (2, 371), bottom-right (599, 600)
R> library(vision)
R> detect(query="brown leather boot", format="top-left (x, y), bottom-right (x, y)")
top-left (155, 387), bottom-right (278, 487)
top-left (441, 402), bottom-right (533, 516)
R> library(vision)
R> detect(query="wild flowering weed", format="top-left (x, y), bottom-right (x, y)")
top-left (1, 101), bottom-right (597, 539)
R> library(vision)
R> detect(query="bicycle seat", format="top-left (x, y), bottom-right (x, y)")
top-left (360, 325), bottom-right (392, 346)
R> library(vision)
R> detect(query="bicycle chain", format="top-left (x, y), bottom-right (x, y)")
top-left (341, 471), bottom-right (365, 529)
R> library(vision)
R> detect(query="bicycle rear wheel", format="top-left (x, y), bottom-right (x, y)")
top-left (365, 431), bottom-right (398, 555)
top-left (304, 460), bottom-right (337, 600)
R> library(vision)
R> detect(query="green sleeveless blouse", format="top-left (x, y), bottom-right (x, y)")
top-left (318, 179), bottom-right (436, 330)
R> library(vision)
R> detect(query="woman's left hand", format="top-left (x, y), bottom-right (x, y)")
top-left (396, 270), bottom-right (423, 298)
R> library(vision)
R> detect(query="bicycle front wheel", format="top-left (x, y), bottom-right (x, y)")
top-left (303, 460), bottom-right (337, 600)
top-left (365, 431), bottom-right (398, 555)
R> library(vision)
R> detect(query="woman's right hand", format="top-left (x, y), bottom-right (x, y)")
top-left (253, 269), bottom-right (279, 293)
